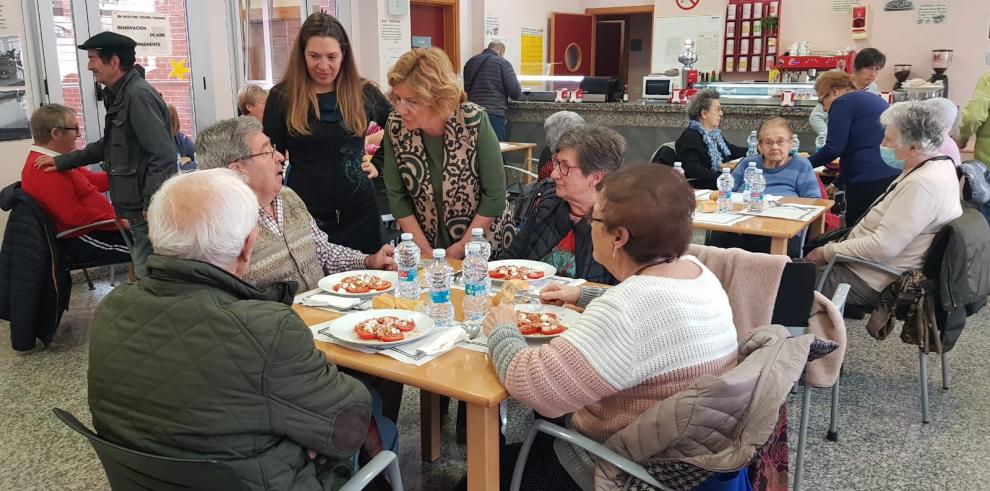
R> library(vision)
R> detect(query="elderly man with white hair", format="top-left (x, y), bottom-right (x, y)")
top-left (807, 101), bottom-right (962, 307)
top-left (87, 169), bottom-right (375, 490)
top-left (196, 116), bottom-right (395, 291)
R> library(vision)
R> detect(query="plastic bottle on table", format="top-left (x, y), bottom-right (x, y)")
top-left (469, 228), bottom-right (492, 292)
top-left (395, 233), bottom-right (421, 300)
top-left (746, 130), bottom-right (759, 157)
top-left (673, 161), bottom-right (685, 176)
top-left (742, 161), bottom-right (758, 203)
top-left (748, 169), bottom-right (766, 213)
top-left (716, 168), bottom-right (735, 213)
top-left (462, 243), bottom-right (491, 334)
top-left (426, 249), bottom-right (453, 327)
top-left (790, 134), bottom-right (800, 157)
top-left (815, 133), bottom-right (827, 153)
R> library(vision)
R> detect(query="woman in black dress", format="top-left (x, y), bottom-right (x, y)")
top-left (263, 12), bottom-right (392, 253)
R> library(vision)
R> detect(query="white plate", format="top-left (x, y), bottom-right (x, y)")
top-left (488, 260), bottom-right (557, 284)
top-left (319, 309), bottom-right (435, 347)
top-left (317, 270), bottom-right (399, 297)
top-left (514, 303), bottom-right (580, 339)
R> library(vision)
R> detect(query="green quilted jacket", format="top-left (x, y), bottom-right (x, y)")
top-left (88, 255), bottom-right (372, 490)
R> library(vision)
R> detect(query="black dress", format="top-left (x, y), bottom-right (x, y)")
top-left (264, 83), bottom-right (393, 254)
top-left (674, 128), bottom-right (748, 189)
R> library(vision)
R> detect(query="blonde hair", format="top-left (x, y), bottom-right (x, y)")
top-left (277, 12), bottom-right (367, 137)
top-left (237, 84), bottom-right (268, 115)
top-left (387, 48), bottom-right (466, 120)
top-left (815, 71), bottom-right (856, 98)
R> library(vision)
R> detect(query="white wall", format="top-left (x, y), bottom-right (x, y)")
top-left (485, 0), bottom-right (582, 72)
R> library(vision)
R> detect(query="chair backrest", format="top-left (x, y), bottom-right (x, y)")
top-left (650, 142), bottom-right (677, 166)
top-left (771, 261), bottom-right (816, 328)
top-left (52, 408), bottom-right (247, 491)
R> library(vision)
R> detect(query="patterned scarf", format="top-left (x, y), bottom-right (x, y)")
top-left (688, 119), bottom-right (731, 171)
top-left (386, 102), bottom-right (516, 254)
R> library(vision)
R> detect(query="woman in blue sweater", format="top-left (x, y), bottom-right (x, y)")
top-left (708, 117), bottom-right (822, 257)
top-left (809, 71), bottom-right (899, 226)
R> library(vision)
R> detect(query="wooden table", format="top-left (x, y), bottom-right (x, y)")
top-left (296, 284), bottom-right (508, 491)
top-left (693, 197), bottom-right (834, 255)
top-left (500, 142), bottom-right (538, 178)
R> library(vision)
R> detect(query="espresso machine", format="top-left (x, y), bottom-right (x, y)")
top-left (929, 49), bottom-right (953, 98)
top-left (892, 64), bottom-right (911, 91)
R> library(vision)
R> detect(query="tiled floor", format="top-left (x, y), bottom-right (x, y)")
top-left (2, 277), bottom-right (990, 490)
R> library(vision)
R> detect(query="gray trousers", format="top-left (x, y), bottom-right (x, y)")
top-left (128, 218), bottom-right (153, 279)
top-left (820, 262), bottom-right (881, 307)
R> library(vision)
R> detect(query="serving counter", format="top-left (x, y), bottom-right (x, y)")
top-left (505, 101), bottom-right (816, 164)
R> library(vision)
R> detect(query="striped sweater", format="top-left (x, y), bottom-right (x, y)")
top-left (488, 256), bottom-right (738, 442)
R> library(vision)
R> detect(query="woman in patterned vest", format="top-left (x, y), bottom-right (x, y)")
top-left (382, 47), bottom-right (515, 260)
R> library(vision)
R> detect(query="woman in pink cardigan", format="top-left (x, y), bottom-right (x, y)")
top-left (483, 164), bottom-right (739, 489)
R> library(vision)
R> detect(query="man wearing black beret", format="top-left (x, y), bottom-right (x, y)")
top-left (34, 31), bottom-right (176, 279)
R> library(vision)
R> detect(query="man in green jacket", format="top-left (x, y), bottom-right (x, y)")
top-left (87, 169), bottom-right (373, 490)
top-left (959, 72), bottom-right (990, 167)
top-left (34, 32), bottom-right (177, 278)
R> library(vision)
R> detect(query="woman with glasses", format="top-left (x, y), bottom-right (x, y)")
top-left (708, 117), bottom-right (822, 257)
top-left (262, 12), bottom-right (393, 254)
top-left (483, 164), bottom-right (738, 490)
top-left (809, 71), bottom-right (899, 226)
top-left (675, 89), bottom-right (748, 189)
top-left (382, 47), bottom-right (512, 259)
top-left (498, 124), bottom-right (624, 284)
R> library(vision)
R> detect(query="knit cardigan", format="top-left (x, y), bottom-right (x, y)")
top-left (488, 256), bottom-right (738, 443)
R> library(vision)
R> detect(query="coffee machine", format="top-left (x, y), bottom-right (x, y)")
top-left (929, 49), bottom-right (953, 98)
top-left (892, 64), bottom-right (911, 91)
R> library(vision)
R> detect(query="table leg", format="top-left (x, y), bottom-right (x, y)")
top-left (524, 148), bottom-right (535, 183)
top-left (466, 402), bottom-right (500, 491)
top-left (420, 390), bottom-right (441, 462)
top-left (769, 237), bottom-right (788, 255)
top-left (807, 213), bottom-right (826, 239)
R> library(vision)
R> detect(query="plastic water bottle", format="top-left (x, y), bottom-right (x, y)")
top-left (426, 249), bottom-right (453, 327)
top-left (790, 134), bottom-right (800, 156)
top-left (716, 168), bottom-right (735, 213)
top-left (462, 243), bottom-right (491, 333)
top-left (469, 228), bottom-right (492, 292)
top-left (748, 169), bottom-right (766, 213)
top-left (746, 130), bottom-right (759, 157)
top-left (815, 133), bottom-right (827, 152)
top-left (395, 233), bottom-right (421, 300)
top-left (742, 162), bottom-right (758, 203)
top-left (673, 161), bottom-right (685, 176)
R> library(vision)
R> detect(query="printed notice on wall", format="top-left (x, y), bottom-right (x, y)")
top-left (0, 1), bottom-right (9, 35)
top-left (379, 18), bottom-right (405, 72)
top-left (916, 3), bottom-right (948, 24)
top-left (520, 27), bottom-right (544, 86)
top-left (832, 0), bottom-right (857, 13)
top-left (485, 15), bottom-right (502, 45)
top-left (113, 12), bottom-right (171, 57)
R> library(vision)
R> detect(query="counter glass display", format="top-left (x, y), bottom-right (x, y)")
top-left (693, 82), bottom-right (819, 106)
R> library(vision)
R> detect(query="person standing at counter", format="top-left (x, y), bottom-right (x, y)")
top-left (463, 41), bottom-right (522, 142)
top-left (675, 89), bottom-right (747, 189)
top-left (383, 47), bottom-right (513, 260)
top-left (809, 71), bottom-right (899, 226)
top-left (809, 48), bottom-right (886, 139)
top-left (958, 71), bottom-right (990, 167)
top-left (262, 12), bottom-right (392, 254)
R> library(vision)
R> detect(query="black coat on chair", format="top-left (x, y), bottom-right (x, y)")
top-left (674, 129), bottom-right (747, 189)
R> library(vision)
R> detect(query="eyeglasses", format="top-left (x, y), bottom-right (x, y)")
top-left (551, 154), bottom-right (582, 177)
top-left (58, 126), bottom-right (80, 133)
top-left (392, 96), bottom-right (421, 112)
top-left (233, 141), bottom-right (278, 164)
top-left (760, 139), bottom-right (790, 148)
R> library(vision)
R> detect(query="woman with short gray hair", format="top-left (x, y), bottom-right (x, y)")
top-left (538, 111), bottom-right (585, 178)
top-left (675, 89), bottom-right (747, 189)
top-left (924, 97), bottom-right (962, 165)
top-left (807, 101), bottom-right (962, 307)
top-left (499, 124), bottom-right (624, 284)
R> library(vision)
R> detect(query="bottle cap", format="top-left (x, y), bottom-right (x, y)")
top-left (472, 228), bottom-right (483, 236)
top-left (401, 232), bottom-right (413, 241)
top-left (722, 167), bottom-right (730, 172)
top-left (749, 162), bottom-right (756, 167)
top-left (674, 161), bottom-right (682, 166)
top-left (466, 243), bottom-right (481, 253)
top-left (433, 249), bottom-right (446, 258)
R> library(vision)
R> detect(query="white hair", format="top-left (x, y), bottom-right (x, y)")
top-left (923, 97), bottom-right (959, 135)
top-left (880, 101), bottom-right (944, 154)
top-left (147, 169), bottom-right (258, 268)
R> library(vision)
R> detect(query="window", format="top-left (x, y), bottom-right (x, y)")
top-left (238, 0), bottom-right (338, 87)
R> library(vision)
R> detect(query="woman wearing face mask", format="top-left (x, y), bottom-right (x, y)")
top-left (806, 101), bottom-right (961, 307)
top-left (263, 12), bottom-right (393, 254)
top-left (809, 71), bottom-right (900, 226)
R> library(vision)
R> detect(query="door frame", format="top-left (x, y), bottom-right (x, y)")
top-left (593, 19), bottom-right (625, 78)
top-left (550, 12), bottom-right (595, 77)
top-left (409, 0), bottom-right (460, 72)
top-left (585, 5), bottom-right (653, 80)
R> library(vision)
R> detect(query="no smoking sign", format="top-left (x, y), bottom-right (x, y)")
top-left (676, 0), bottom-right (700, 10)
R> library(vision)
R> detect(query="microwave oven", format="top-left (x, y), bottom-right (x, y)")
top-left (642, 75), bottom-right (681, 100)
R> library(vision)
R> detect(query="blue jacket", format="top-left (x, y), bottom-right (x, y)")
top-left (463, 49), bottom-right (522, 118)
top-left (731, 155), bottom-right (822, 198)
top-left (809, 90), bottom-right (899, 186)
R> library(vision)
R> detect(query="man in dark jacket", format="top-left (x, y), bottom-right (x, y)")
top-left (34, 32), bottom-right (176, 279)
top-left (463, 41), bottom-right (522, 141)
top-left (88, 169), bottom-right (373, 490)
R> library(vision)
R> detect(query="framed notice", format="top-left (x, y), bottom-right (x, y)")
top-left (112, 12), bottom-right (172, 57)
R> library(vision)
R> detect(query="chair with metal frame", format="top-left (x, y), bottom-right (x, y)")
top-left (53, 407), bottom-right (403, 491)
top-left (55, 219), bottom-right (131, 290)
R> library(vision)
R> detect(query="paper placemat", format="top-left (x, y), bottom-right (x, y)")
top-left (740, 204), bottom-right (825, 222)
top-left (693, 212), bottom-right (753, 226)
top-left (311, 324), bottom-right (468, 366)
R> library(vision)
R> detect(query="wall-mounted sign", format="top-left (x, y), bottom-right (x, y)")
top-left (676, 0), bottom-right (700, 10)
top-left (916, 3), bottom-right (947, 25)
top-left (112, 12), bottom-right (172, 57)
top-left (388, 0), bottom-right (409, 17)
top-left (411, 36), bottom-right (431, 48)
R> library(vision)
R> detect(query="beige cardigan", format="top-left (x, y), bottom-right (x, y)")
top-left (824, 158), bottom-right (962, 292)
